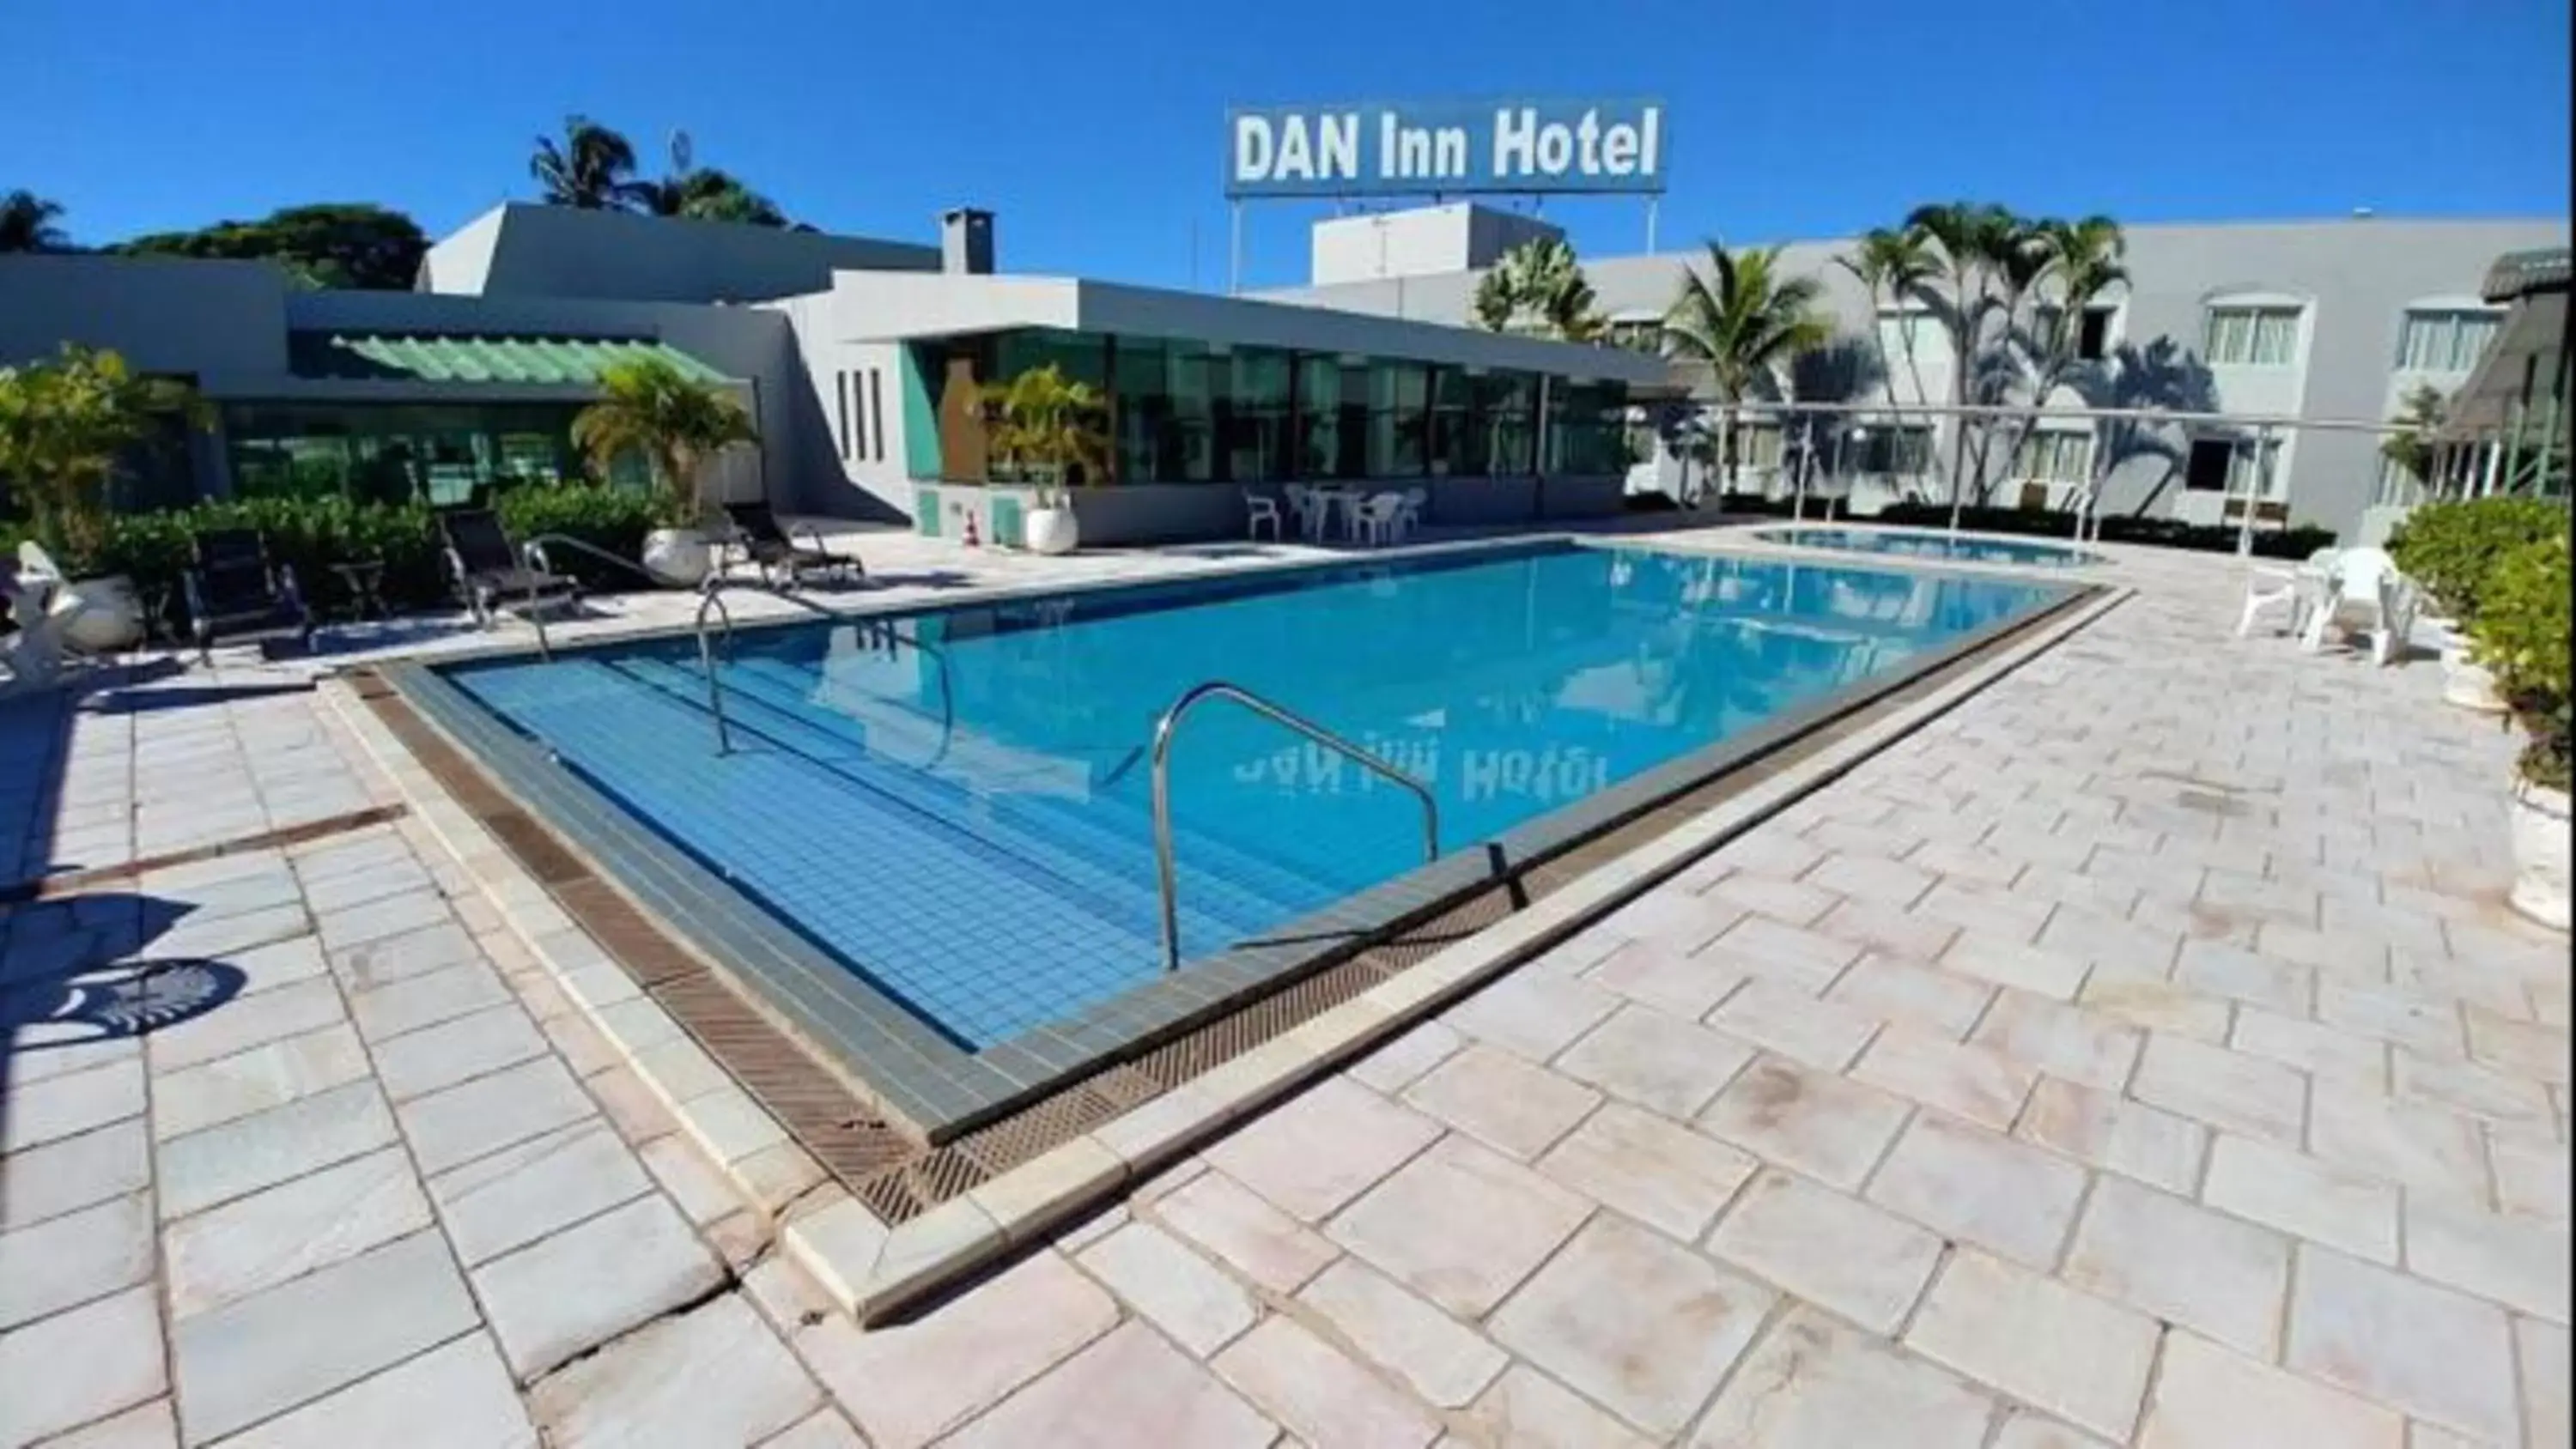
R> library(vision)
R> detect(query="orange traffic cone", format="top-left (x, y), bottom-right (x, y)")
top-left (961, 509), bottom-right (981, 548)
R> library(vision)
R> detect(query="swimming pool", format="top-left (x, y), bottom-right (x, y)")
top-left (415, 540), bottom-right (2069, 1121)
top-left (1755, 526), bottom-right (2104, 568)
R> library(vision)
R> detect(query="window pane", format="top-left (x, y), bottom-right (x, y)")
top-left (1226, 349), bottom-right (1291, 482)
top-left (1477, 373), bottom-right (1534, 476)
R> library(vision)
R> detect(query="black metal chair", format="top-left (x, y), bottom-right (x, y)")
top-left (181, 530), bottom-right (312, 662)
top-left (723, 501), bottom-right (860, 589)
top-left (436, 508), bottom-right (580, 627)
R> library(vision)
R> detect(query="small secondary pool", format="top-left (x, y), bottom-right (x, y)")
top-left (436, 542), bottom-right (2065, 1054)
top-left (1756, 526), bottom-right (2104, 569)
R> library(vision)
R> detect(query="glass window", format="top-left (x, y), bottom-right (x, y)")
top-left (1875, 309), bottom-right (1941, 361)
top-left (2203, 305), bottom-right (2302, 366)
top-left (1545, 381), bottom-right (1630, 476)
top-left (222, 402), bottom-right (599, 507)
top-left (2014, 430), bottom-right (2093, 482)
top-left (1738, 421), bottom-right (1786, 471)
top-left (1366, 362), bottom-right (1429, 477)
top-left (1475, 373), bottom-right (1535, 476)
top-left (2228, 438), bottom-right (2286, 499)
top-left (1428, 367), bottom-right (1475, 476)
top-left (1292, 355), bottom-right (1346, 479)
top-left (1225, 349), bottom-right (1291, 482)
top-left (2396, 308), bottom-right (2504, 373)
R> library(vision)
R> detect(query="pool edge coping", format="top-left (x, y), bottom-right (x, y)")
top-left (324, 576), bottom-right (2136, 1326)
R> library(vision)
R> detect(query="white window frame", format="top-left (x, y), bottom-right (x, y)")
top-left (2202, 294), bottom-right (2309, 368)
top-left (2393, 299), bottom-right (2505, 374)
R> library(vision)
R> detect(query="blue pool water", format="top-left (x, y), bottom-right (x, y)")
top-left (1757, 526), bottom-right (2104, 569)
top-left (444, 543), bottom-right (2062, 1049)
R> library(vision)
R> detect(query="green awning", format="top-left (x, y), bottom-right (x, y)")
top-left (287, 332), bottom-right (735, 386)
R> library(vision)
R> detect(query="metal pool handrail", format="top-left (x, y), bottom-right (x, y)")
top-left (517, 533), bottom-right (673, 662)
top-left (1150, 680), bottom-right (1440, 974)
top-left (690, 579), bottom-right (955, 765)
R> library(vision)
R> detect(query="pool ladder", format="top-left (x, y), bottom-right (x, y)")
top-left (690, 580), bottom-right (952, 764)
top-left (1151, 681), bottom-right (1440, 974)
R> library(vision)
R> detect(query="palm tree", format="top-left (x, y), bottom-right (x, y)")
top-left (2380, 385), bottom-right (2448, 501)
top-left (1984, 215), bottom-right (2128, 508)
top-left (530, 117), bottom-right (644, 210)
top-left (981, 364), bottom-right (1109, 500)
top-left (1661, 240), bottom-right (1832, 498)
top-left (632, 131), bottom-right (790, 227)
top-left (0, 191), bottom-right (70, 252)
top-left (1472, 238), bottom-right (1607, 342)
top-left (1903, 202), bottom-right (2020, 520)
top-left (1837, 226), bottom-right (1937, 409)
top-left (570, 357), bottom-right (759, 518)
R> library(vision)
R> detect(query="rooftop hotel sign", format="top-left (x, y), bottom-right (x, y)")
top-left (1224, 100), bottom-right (1668, 197)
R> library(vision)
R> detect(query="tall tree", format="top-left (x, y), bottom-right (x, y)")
top-left (1837, 226), bottom-right (1937, 410)
top-left (112, 204), bottom-right (428, 289)
top-left (1985, 215), bottom-right (2128, 506)
top-left (0, 345), bottom-right (207, 556)
top-left (2380, 385), bottom-right (2449, 500)
top-left (1903, 201), bottom-right (2020, 523)
top-left (530, 116), bottom-right (645, 210)
top-left (632, 131), bottom-right (791, 227)
top-left (570, 357), bottom-right (759, 518)
top-left (0, 191), bottom-right (70, 253)
top-left (1472, 238), bottom-right (1607, 342)
top-left (1661, 240), bottom-right (1833, 497)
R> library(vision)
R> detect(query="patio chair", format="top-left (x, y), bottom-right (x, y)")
top-left (181, 529), bottom-right (312, 663)
top-left (1394, 487), bottom-right (1427, 540)
top-left (723, 501), bottom-right (858, 589)
top-left (2300, 546), bottom-right (2415, 665)
top-left (1244, 492), bottom-right (1283, 543)
top-left (2236, 546), bottom-right (2338, 640)
top-left (437, 508), bottom-right (579, 627)
top-left (1282, 483), bottom-right (1324, 543)
top-left (1357, 493), bottom-right (1407, 547)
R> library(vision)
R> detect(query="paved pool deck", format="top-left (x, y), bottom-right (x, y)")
top-left (0, 522), bottom-right (2565, 1447)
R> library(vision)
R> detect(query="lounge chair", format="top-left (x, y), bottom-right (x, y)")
top-left (722, 501), bottom-right (857, 588)
top-left (437, 508), bottom-right (579, 627)
top-left (2299, 546), bottom-right (2415, 665)
top-left (2237, 546), bottom-right (2337, 639)
top-left (182, 529), bottom-right (312, 662)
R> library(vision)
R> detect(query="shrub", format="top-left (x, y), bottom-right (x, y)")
top-left (2469, 531), bottom-right (2573, 792)
top-left (1872, 503), bottom-right (2337, 560)
top-left (2386, 497), bottom-right (2571, 622)
top-left (2, 483), bottom-right (670, 617)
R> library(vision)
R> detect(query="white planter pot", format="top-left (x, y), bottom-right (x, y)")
top-left (2509, 780), bottom-right (2572, 932)
top-left (641, 528), bottom-right (714, 587)
top-left (2441, 642), bottom-right (2508, 714)
top-left (54, 574), bottom-right (143, 653)
top-left (1024, 507), bottom-right (1080, 556)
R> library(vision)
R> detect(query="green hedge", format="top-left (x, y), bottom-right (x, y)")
top-left (1870, 503), bottom-right (2337, 560)
top-left (2, 485), bottom-right (677, 616)
top-left (2386, 497), bottom-right (2571, 622)
top-left (2470, 531), bottom-right (2573, 791)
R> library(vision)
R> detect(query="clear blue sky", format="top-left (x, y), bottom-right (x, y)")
top-left (15, 0), bottom-right (2570, 289)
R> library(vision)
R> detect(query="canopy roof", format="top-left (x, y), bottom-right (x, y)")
top-left (286, 332), bottom-right (733, 386)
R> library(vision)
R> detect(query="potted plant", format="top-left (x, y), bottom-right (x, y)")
top-left (0, 344), bottom-right (205, 652)
top-left (571, 355), bottom-right (759, 586)
top-left (981, 364), bottom-right (1107, 556)
top-left (2470, 531), bottom-right (2571, 931)
top-left (2388, 498), bottom-right (2567, 712)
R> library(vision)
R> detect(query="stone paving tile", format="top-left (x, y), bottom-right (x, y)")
top-left (2401, 1194), bottom-right (2570, 1322)
top-left (326, 921), bottom-right (482, 994)
top-left (1850, 1025), bottom-right (2037, 1130)
top-left (0, 1191), bottom-right (152, 1334)
top-left (1212, 1316), bottom-right (1439, 1449)
top-left (0, 1285), bottom-right (167, 1448)
top-left (2462, 1004), bottom-right (2571, 1084)
top-left (1971, 989), bottom-right (2143, 1091)
top-left (426, 1120), bottom-right (654, 1267)
top-left (2173, 940), bottom-right (2314, 1014)
top-left (1581, 940), bottom-right (1749, 1022)
top-left (1534, 1101), bottom-right (1755, 1242)
top-left (2395, 1048), bottom-right (2557, 1126)
top-left (1805, 851), bottom-right (1939, 910)
top-left (1704, 872), bottom-right (1840, 928)
top-left (163, 1148), bottom-right (432, 1320)
top-left (2285, 1244), bottom-right (2520, 1444)
top-left (1074, 1221), bottom-right (1256, 1356)
top-left (224, 1333), bottom-right (533, 1449)
top-left (760, 1409), bottom-right (865, 1449)
top-left (346, 961), bottom-right (513, 1044)
top-left (2487, 1129), bottom-right (2572, 1222)
top-left (1699, 914), bottom-right (1863, 994)
top-left (170, 1231), bottom-right (477, 1446)
top-left (1824, 953), bottom-right (1991, 1039)
top-left (2139, 1330), bottom-right (2403, 1449)
top-left (2061, 1174), bottom-right (2292, 1357)
top-left (1591, 887), bottom-right (1747, 955)
top-left (0, 1119), bottom-right (151, 1232)
top-left (526, 1294), bottom-right (817, 1449)
top-left (1462, 1364), bottom-right (1655, 1449)
top-left (1704, 979), bottom-right (1879, 1070)
top-left (1867, 1113), bottom-right (2088, 1269)
top-left (394, 1056), bottom-right (598, 1178)
top-left (31, 1397), bottom-right (180, 1449)
top-left (794, 1251), bottom-right (1119, 1449)
top-left (471, 1193), bottom-right (725, 1381)
top-left (1489, 1214), bottom-right (1773, 1438)
top-left (143, 977), bottom-right (346, 1075)
top-left (155, 1080), bottom-right (397, 1222)
top-left (1918, 879), bottom-right (2058, 945)
top-left (1704, 1167), bottom-right (1942, 1334)
top-left (1697, 1055), bottom-right (1911, 1191)
top-left (2306, 1090), bottom-right (2493, 1206)
top-left (2128, 1033), bottom-right (2308, 1148)
top-left (1551, 1003), bottom-right (1753, 1118)
top-left (1328, 1135), bottom-right (1591, 1319)
top-left (368, 1003), bottom-right (550, 1104)
top-left (2200, 1131), bottom-right (2398, 1263)
top-left (1346, 1020), bottom-right (1464, 1095)
top-left (1399, 1044), bottom-right (1601, 1161)
top-left (1990, 1409), bottom-right (2116, 1449)
top-left (313, 888), bottom-right (451, 955)
top-left (1691, 1306), bottom-right (1995, 1449)
top-left (1941, 929), bottom-right (2090, 1000)
top-left (1439, 969), bottom-right (1622, 1062)
top-left (1147, 1169), bottom-right (1340, 1295)
top-left (638, 1131), bottom-right (743, 1227)
top-left (1202, 1076), bottom-right (1442, 1223)
top-left (2518, 1316), bottom-right (2571, 1449)
top-left (949, 1319), bottom-right (1276, 1449)
top-left (2076, 976), bottom-right (2233, 1043)
top-left (148, 1024), bottom-right (370, 1143)
top-left (1904, 1248), bottom-right (2160, 1443)
top-left (2231, 1006), bottom-right (2391, 1085)
top-left (1297, 1258), bottom-right (1507, 1408)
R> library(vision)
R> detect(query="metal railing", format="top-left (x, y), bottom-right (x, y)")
top-left (1150, 680), bottom-right (1440, 973)
top-left (514, 533), bottom-right (668, 662)
top-left (692, 579), bottom-right (953, 763)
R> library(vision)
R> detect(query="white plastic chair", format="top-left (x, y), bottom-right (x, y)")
top-left (2300, 546), bottom-right (2415, 665)
top-left (2238, 546), bottom-right (2337, 639)
top-left (1282, 483), bottom-right (1322, 543)
top-left (1357, 494), bottom-right (1407, 547)
top-left (1394, 488), bottom-right (1427, 541)
top-left (1245, 493), bottom-right (1282, 543)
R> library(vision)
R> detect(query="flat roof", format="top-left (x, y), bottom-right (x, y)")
top-left (818, 270), bottom-right (1669, 385)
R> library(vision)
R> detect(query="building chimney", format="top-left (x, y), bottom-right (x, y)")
top-left (941, 209), bottom-right (994, 275)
